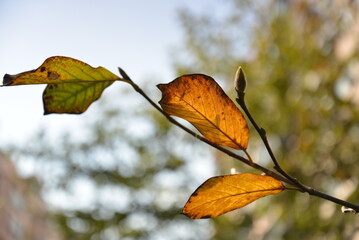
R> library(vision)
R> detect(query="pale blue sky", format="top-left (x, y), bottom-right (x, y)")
top-left (0, 0), bottom-right (222, 145)
top-left (0, 0), bottom-right (223, 214)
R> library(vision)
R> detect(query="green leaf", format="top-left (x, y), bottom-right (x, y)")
top-left (42, 81), bottom-right (114, 114)
top-left (3, 56), bottom-right (123, 114)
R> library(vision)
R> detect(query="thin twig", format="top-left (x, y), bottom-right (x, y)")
top-left (236, 92), bottom-right (359, 212)
top-left (119, 68), bottom-right (359, 212)
top-left (236, 93), bottom-right (306, 190)
top-left (118, 68), bottom-right (291, 184)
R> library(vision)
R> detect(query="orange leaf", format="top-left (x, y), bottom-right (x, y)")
top-left (182, 173), bottom-right (285, 219)
top-left (157, 74), bottom-right (249, 150)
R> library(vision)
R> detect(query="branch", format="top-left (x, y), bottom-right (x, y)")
top-left (118, 68), bottom-right (292, 184)
top-left (234, 67), bottom-right (359, 213)
top-left (236, 94), bottom-right (305, 189)
top-left (120, 67), bottom-right (359, 213)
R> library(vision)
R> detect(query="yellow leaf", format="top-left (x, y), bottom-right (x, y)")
top-left (3, 56), bottom-right (119, 85)
top-left (182, 173), bottom-right (285, 219)
top-left (157, 74), bottom-right (249, 150)
top-left (3, 56), bottom-right (121, 114)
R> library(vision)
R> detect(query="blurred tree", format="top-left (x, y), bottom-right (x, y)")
top-left (8, 1), bottom-right (359, 239)
top-left (9, 84), bottom-right (215, 240)
top-left (176, 0), bottom-right (359, 239)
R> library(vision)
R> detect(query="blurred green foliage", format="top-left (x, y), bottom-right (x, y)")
top-left (11, 85), bottom-right (215, 239)
top-left (176, 0), bottom-right (359, 239)
top-left (9, 0), bottom-right (359, 239)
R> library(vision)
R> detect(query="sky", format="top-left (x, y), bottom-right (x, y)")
top-left (0, 0), bottom-right (222, 211)
top-left (0, 0), bottom-right (222, 146)
top-left (2, 2), bottom-right (358, 238)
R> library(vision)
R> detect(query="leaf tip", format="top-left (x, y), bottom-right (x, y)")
top-left (3, 69), bottom-right (37, 86)
top-left (43, 108), bottom-right (52, 115)
top-left (156, 83), bottom-right (167, 91)
top-left (181, 210), bottom-right (198, 219)
top-left (3, 73), bottom-right (14, 86)
top-left (182, 208), bottom-right (213, 219)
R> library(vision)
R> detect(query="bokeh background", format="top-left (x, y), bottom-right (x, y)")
top-left (1, 0), bottom-right (359, 239)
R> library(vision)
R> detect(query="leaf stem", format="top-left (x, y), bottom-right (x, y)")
top-left (243, 149), bottom-right (254, 166)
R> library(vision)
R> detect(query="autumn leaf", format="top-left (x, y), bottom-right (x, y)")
top-left (182, 173), bottom-right (285, 219)
top-left (157, 74), bottom-right (249, 150)
top-left (42, 81), bottom-right (114, 114)
top-left (2, 56), bottom-right (122, 114)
